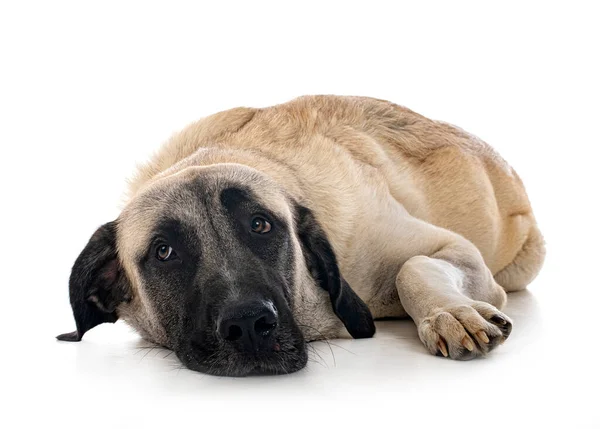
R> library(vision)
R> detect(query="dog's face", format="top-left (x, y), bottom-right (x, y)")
top-left (58, 164), bottom-right (375, 376)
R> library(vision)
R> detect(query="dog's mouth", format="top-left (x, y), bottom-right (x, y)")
top-left (176, 333), bottom-right (308, 377)
top-left (171, 299), bottom-right (309, 376)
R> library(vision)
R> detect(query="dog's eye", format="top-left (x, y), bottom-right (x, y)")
top-left (156, 245), bottom-right (176, 261)
top-left (250, 216), bottom-right (272, 234)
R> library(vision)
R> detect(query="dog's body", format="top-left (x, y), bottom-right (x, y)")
top-left (59, 95), bottom-right (544, 374)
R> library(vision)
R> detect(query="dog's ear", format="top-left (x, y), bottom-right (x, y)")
top-left (295, 204), bottom-right (375, 339)
top-left (57, 221), bottom-right (131, 342)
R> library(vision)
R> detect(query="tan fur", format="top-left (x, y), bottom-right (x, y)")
top-left (119, 95), bottom-right (544, 357)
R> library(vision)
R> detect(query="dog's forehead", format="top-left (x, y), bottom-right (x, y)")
top-left (117, 164), bottom-right (293, 253)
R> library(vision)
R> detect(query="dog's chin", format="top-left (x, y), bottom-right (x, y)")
top-left (176, 337), bottom-right (308, 377)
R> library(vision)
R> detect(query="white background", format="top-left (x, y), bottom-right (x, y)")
top-left (1, 1), bottom-right (599, 428)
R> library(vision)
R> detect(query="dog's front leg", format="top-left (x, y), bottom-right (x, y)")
top-left (395, 225), bottom-right (512, 360)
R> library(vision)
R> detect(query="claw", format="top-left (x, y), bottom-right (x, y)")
top-left (461, 335), bottom-right (475, 351)
top-left (437, 339), bottom-right (449, 357)
top-left (476, 331), bottom-right (490, 344)
top-left (491, 315), bottom-right (507, 325)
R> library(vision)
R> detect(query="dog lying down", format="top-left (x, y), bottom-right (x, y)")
top-left (57, 95), bottom-right (545, 376)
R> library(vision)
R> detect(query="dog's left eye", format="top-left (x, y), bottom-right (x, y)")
top-left (156, 245), bottom-right (176, 261)
top-left (250, 216), bottom-right (272, 234)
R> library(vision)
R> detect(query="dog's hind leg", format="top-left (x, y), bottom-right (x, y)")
top-left (493, 223), bottom-right (545, 292)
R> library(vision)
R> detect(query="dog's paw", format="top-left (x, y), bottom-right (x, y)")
top-left (417, 301), bottom-right (512, 360)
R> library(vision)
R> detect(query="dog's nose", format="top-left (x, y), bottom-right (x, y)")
top-left (218, 302), bottom-right (278, 352)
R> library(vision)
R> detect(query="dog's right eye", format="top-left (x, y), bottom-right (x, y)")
top-left (156, 245), bottom-right (176, 261)
top-left (250, 216), bottom-right (272, 234)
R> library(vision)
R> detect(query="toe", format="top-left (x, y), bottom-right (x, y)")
top-left (490, 313), bottom-right (513, 337)
top-left (418, 302), bottom-right (513, 360)
top-left (432, 312), bottom-right (479, 360)
top-left (452, 304), bottom-right (506, 351)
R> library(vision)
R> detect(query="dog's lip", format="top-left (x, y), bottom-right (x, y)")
top-left (179, 335), bottom-right (307, 376)
top-left (179, 352), bottom-right (300, 376)
top-left (186, 338), bottom-right (287, 361)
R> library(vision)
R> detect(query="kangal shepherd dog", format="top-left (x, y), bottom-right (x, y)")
top-left (58, 95), bottom-right (544, 376)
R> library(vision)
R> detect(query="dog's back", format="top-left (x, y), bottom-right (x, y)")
top-left (264, 95), bottom-right (545, 289)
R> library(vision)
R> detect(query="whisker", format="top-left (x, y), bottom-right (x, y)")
top-left (297, 323), bottom-right (337, 367)
top-left (133, 347), bottom-right (154, 356)
top-left (328, 342), bottom-right (356, 355)
top-left (307, 343), bottom-right (329, 368)
top-left (306, 356), bottom-right (327, 369)
top-left (139, 347), bottom-right (155, 362)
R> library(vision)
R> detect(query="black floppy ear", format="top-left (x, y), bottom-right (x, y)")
top-left (57, 221), bottom-right (131, 342)
top-left (295, 205), bottom-right (375, 339)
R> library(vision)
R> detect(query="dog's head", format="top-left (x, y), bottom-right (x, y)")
top-left (57, 164), bottom-right (375, 376)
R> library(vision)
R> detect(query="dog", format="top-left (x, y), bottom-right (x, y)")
top-left (57, 95), bottom-right (545, 376)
